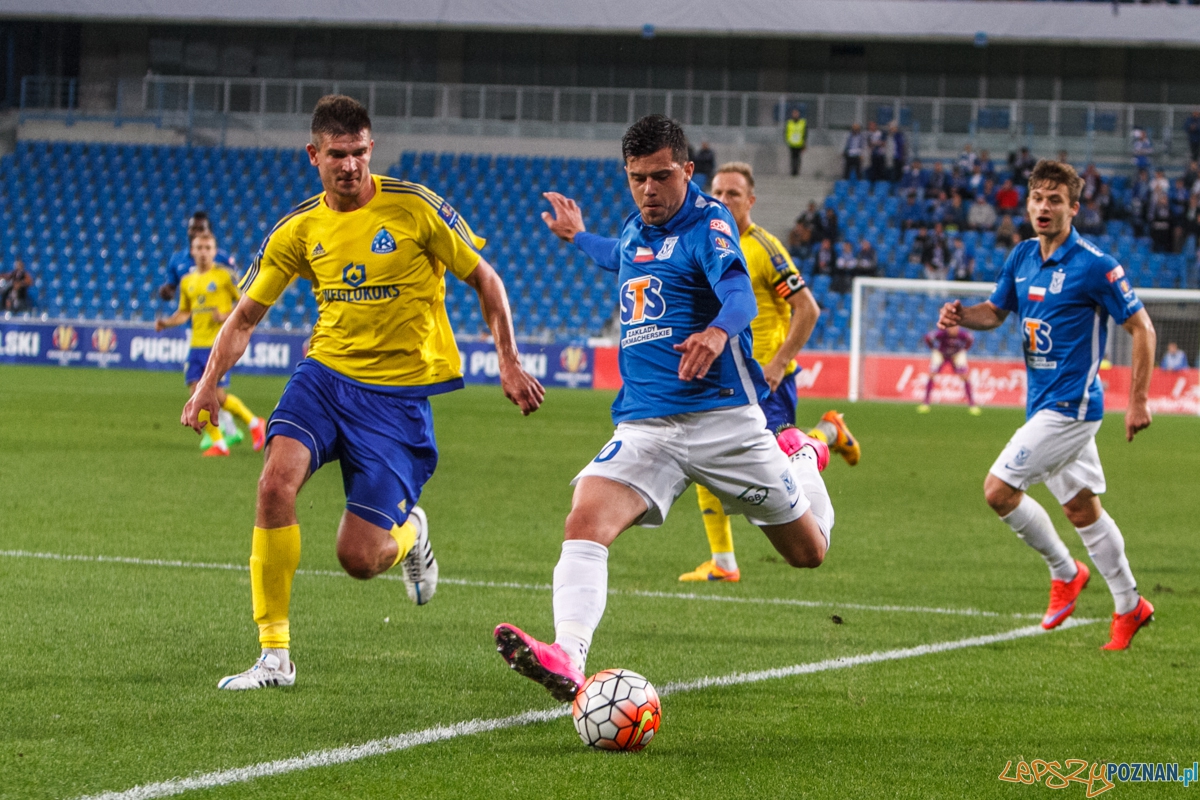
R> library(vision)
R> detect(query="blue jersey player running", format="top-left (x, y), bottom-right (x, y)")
top-left (941, 159), bottom-right (1156, 651)
top-left (157, 211), bottom-right (237, 303)
top-left (494, 115), bottom-right (836, 702)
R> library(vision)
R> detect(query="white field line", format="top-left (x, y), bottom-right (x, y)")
top-left (73, 617), bottom-right (1096, 800)
top-left (0, 548), bottom-right (1041, 619)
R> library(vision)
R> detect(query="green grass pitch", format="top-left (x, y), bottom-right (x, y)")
top-left (1, 364), bottom-right (1198, 799)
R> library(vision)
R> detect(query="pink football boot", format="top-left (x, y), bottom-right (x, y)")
top-left (776, 425), bottom-right (829, 472)
top-left (494, 623), bottom-right (585, 703)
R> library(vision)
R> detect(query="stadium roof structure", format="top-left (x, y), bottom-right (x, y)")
top-left (5, 0), bottom-right (1200, 47)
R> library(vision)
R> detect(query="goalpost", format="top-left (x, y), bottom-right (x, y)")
top-left (848, 277), bottom-right (1200, 415)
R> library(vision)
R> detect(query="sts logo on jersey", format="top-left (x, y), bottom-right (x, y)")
top-left (619, 275), bottom-right (672, 348)
top-left (1023, 318), bottom-right (1057, 369)
top-left (620, 276), bottom-right (666, 324)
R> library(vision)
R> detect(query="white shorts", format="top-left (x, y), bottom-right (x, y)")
top-left (573, 404), bottom-right (806, 528)
top-left (930, 351), bottom-right (968, 373)
top-left (988, 409), bottom-right (1106, 505)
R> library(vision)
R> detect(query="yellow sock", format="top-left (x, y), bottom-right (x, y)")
top-left (388, 519), bottom-right (417, 569)
top-left (696, 484), bottom-right (734, 556)
top-left (222, 393), bottom-right (256, 425)
top-left (198, 409), bottom-right (224, 443)
top-left (808, 427), bottom-right (828, 444)
top-left (250, 525), bottom-right (301, 649)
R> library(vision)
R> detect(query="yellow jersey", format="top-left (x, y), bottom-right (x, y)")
top-left (743, 224), bottom-right (807, 375)
top-left (240, 175), bottom-right (484, 390)
top-left (178, 267), bottom-right (240, 348)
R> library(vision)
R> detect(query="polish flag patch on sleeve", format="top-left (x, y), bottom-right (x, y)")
top-left (1028, 285), bottom-right (1046, 301)
top-left (709, 219), bottom-right (733, 236)
top-left (633, 246), bottom-right (655, 263)
top-left (1106, 265), bottom-right (1125, 283)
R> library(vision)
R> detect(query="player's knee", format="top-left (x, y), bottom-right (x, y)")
top-left (564, 506), bottom-right (609, 543)
top-left (336, 545), bottom-right (378, 580)
top-left (984, 479), bottom-right (1017, 515)
top-left (257, 471), bottom-right (298, 514)
top-left (785, 547), bottom-right (825, 569)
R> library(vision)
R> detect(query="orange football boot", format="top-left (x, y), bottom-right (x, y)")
top-left (1042, 560), bottom-right (1089, 629)
top-left (249, 417), bottom-right (267, 452)
top-left (678, 559), bottom-right (741, 582)
top-left (202, 441), bottom-right (230, 457)
top-left (818, 410), bottom-right (860, 466)
top-left (1101, 596), bottom-right (1154, 651)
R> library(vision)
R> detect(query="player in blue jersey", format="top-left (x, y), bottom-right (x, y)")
top-left (493, 115), bottom-right (836, 702)
top-left (940, 160), bottom-right (1156, 651)
top-left (157, 212), bottom-right (238, 302)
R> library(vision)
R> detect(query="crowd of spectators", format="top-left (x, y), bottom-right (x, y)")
top-left (790, 128), bottom-right (1200, 291)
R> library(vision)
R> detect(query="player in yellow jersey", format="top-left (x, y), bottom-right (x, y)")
top-left (679, 162), bottom-right (861, 583)
top-left (156, 231), bottom-right (266, 457)
top-left (182, 95), bottom-right (544, 690)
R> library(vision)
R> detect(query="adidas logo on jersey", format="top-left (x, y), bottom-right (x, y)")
top-left (311, 243), bottom-right (326, 258)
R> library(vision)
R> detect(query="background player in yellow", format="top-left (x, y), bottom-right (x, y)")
top-left (182, 95), bottom-right (545, 690)
top-left (156, 230), bottom-right (266, 457)
top-left (679, 162), bottom-right (861, 582)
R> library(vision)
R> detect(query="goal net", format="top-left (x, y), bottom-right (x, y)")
top-left (849, 277), bottom-right (1200, 415)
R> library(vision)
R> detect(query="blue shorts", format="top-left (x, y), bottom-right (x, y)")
top-left (186, 347), bottom-right (229, 387)
top-left (759, 373), bottom-right (798, 433)
top-left (267, 359), bottom-right (438, 530)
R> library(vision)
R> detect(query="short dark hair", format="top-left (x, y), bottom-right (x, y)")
top-left (1028, 159), bottom-right (1083, 205)
top-left (621, 114), bottom-right (689, 165)
top-left (311, 95), bottom-right (372, 142)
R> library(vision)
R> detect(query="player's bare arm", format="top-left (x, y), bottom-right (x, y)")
top-left (1123, 307), bottom-right (1156, 442)
top-left (763, 288), bottom-right (820, 392)
top-left (541, 192), bottom-right (586, 243)
top-left (673, 327), bottom-right (728, 381)
top-left (940, 299), bottom-right (1008, 331)
top-left (464, 259), bottom-right (545, 415)
top-left (155, 309), bottom-right (190, 332)
top-left (182, 296), bottom-right (268, 432)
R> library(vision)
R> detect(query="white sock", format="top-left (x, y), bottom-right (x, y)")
top-left (1075, 511), bottom-right (1139, 614)
top-left (262, 647), bottom-right (290, 671)
top-left (789, 449), bottom-right (834, 545)
top-left (219, 409), bottom-right (238, 437)
top-left (712, 551), bottom-right (738, 572)
top-left (553, 539), bottom-right (609, 672)
top-left (1001, 495), bottom-right (1076, 582)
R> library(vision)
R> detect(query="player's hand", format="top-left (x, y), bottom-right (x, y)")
top-left (182, 381), bottom-right (222, 434)
top-left (154, 318), bottom-right (166, 332)
top-left (674, 327), bottom-right (729, 381)
top-left (499, 358), bottom-right (545, 416)
top-left (540, 192), bottom-right (586, 243)
top-left (938, 300), bottom-right (963, 329)
top-left (761, 359), bottom-right (786, 392)
top-left (158, 283), bottom-right (176, 302)
top-left (1125, 398), bottom-right (1152, 442)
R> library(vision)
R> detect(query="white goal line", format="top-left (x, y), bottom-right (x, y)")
top-left (0, 548), bottom-right (1039, 620)
top-left (72, 617), bottom-right (1096, 800)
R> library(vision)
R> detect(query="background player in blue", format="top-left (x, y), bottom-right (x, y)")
top-left (493, 115), bottom-right (836, 702)
top-left (157, 211), bottom-right (237, 303)
top-left (940, 159), bottom-right (1156, 651)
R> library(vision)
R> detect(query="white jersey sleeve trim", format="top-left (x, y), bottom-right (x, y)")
top-left (728, 339), bottom-right (760, 406)
top-left (1077, 309), bottom-right (1102, 421)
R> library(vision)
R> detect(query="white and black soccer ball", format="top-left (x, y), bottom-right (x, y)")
top-left (571, 668), bottom-right (661, 751)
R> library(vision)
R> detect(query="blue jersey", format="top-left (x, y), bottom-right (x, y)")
top-left (167, 247), bottom-right (236, 287)
top-left (991, 228), bottom-right (1143, 422)
top-left (609, 182), bottom-right (768, 423)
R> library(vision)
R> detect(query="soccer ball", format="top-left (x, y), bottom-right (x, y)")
top-left (571, 668), bottom-right (661, 751)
